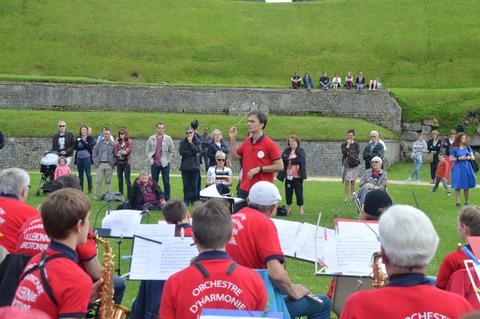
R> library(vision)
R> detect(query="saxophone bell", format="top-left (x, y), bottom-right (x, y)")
top-left (371, 251), bottom-right (388, 289)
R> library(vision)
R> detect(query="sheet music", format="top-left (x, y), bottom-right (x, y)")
top-left (134, 223), bottom-right (175, 237)
top-left (316, 219), bottom-right (381, 276)
top-left (271, 219), bottom-right (303, 257)
top-left (129, 236), bottom-right (198, 280)
top-left (101, 210), bottom-right (142, 238)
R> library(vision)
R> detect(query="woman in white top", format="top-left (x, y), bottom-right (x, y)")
top-left (332, 73), bottom-right (342, 89)
top-left (206, 151), bottom-right (233, 195)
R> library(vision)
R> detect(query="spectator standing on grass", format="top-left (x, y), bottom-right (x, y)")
top-left (363, 130), bottom-right (384, 170)
top-left (443, 130), bottom-right (457, 183)
top-left (145, 122), bottom-right (175, 201)
top-left (92, 127), bottom-right (116, 200)
top-left (48, 120), bottom-right (75, 161)
top-left (341, 129), bottom-right (361, 202)
top-left (179, 126), bottom-right (201, 206)
top-left (449, 132), bottom-right (476, 207)
top-left (430, 153), bottom-right (452, 195)
top-left (207, 129), bottom-right (230, 168)
top-left (115, 128), bottom-right (133, 199)
top-left (199, 125), bottom-right (212, 172)
top-left (428, 130), bottom-right (442, 184)
top-left (278, 135), bottom-right (307, 216)
top-left (406, 133), bottom-right (428, 184)
top-left (74, 125), bottom-right (94, 194)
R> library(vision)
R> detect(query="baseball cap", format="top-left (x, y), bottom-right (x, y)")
top-left (364, 190), bottom-right (392, 217)
top-left (248, 181), bottom-right (282, 206)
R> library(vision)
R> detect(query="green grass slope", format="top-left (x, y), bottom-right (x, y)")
top-left (1, 0), bottom-right (479, 89)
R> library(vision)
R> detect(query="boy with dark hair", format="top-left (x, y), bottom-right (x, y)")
top-left (162, 198), bottom-right (192, 236)
top-left (160, 198), bottom-right (267, 319)
top-left (12, 188), bottom-right (93, 319)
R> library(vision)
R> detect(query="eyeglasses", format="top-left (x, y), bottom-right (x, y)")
top-left (370, 136), bottom-right (377, 138)
top-left (217, 159), bottom-right (226, 162)
top-left (119, 132), bottom-right (125, 135)
top-left (371, 161), bottom-right (380, 164)
top-left (59, 125), bottom-right (65, 127)
top-left (186, 132), bottom-right (193, 134)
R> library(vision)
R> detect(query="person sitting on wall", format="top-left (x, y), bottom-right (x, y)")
top-left (291, 72), bottom-right (302, 89)
top-left (303, 72), bottom-right (314, 89)
top-left (125, 171), bottom-right (166, 211)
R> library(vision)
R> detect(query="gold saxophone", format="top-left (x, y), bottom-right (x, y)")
top-left (371, 251), bottom-right (388, 289)
top-left (96, 235), bottom-right (130, 319)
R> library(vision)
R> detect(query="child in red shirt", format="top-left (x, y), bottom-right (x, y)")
top-left (431, 153), bottom-right (451, 195)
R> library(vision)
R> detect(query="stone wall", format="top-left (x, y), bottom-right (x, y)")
top-left (0, 82), bottom-right (402, 134)
top-left (0, 138), bottom-right (399, 177)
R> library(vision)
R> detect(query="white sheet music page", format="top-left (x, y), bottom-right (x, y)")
top-left (332, 219), bottom-right (380, 275)
top-left (130, 236), bottom-right (198, 280)
top-left (101, 210), bottom-right (142, 237)
top-left (271, 218), bottom-right (303, 257)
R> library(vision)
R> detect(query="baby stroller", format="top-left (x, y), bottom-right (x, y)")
top-left (36, 152), bottom-right (59, 196)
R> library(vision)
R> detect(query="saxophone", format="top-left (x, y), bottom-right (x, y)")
top-left (371, 251), bottom-right (388, 289)
top-left (96, 235), bottom-right (130, 319)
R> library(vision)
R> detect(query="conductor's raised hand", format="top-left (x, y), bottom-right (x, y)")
top-left (229, 125), bottom-right (237, 140)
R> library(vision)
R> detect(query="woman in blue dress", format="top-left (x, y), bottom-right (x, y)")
top-left (450, 132), bottom-right (476, 207)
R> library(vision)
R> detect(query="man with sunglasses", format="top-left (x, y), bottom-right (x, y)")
top-left (48, 120), bottom-right (75, 160)
top-left (362, 130), bottom-right (384, 170)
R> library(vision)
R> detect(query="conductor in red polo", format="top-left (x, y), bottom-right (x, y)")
top-left (229, 110), bottom-right (283, 200)
top-left (160, 198), bottom-right (267, 319)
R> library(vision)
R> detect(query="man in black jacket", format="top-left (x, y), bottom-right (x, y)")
top-left (48, 120), bottom-right (75, 159)
top-left (179, 126), bottom-right (202, 206)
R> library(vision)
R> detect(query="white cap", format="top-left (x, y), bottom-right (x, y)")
top-left (249, 181), bottom-right (282, 206)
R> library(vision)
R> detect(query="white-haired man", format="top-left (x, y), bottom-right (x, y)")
top-left (357, 156), bottom-right (388, 205)
top-left (341, 205), bottom-right (473, 318)
top-left (0, 168), bottom-right (39, 252)
top-left (226, 181), bottom-right (332, 319)
top-left (362, 130), bottom-right (384, 170)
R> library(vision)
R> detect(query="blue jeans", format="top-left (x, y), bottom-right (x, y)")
top-left (409, 157), bottom-right (423, 180)
top-left (151, 164), bottom-right (171, 200)
top-left (284, 294), bottom-right (332, 319)
top-left (181, 170), bottom-right (199, 205)
top-left (117, 162), bottom-right (131, 198)
top-left (76, 157), bottom-right (92, 192)
top-left (320, 81), bottom-right (331, 89)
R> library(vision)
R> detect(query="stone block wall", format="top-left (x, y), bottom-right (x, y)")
top-left (0, 82), bottom-right (402, 134)
top-left (0, 138), bottom-right (399, 177)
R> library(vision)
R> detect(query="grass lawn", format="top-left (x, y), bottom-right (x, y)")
top-left (23, 161), bottom-right (476, 316)
top-left (0, 109), bottom-right (399, 142)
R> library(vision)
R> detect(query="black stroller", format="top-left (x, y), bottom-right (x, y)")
top-left (35, 152), bottom-right (58, 196)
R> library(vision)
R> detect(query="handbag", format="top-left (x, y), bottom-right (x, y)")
top-left (426, 152), bottom-right (434, 163)
top-left (470, 158), bottom-right (479, 173)
top-left (277, 170), bottom-right (286, 182)
top-left (467, 146), bottom-right (479, 173)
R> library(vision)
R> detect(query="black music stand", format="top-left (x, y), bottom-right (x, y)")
top-left (334, 192), bottom-right (362, 218)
